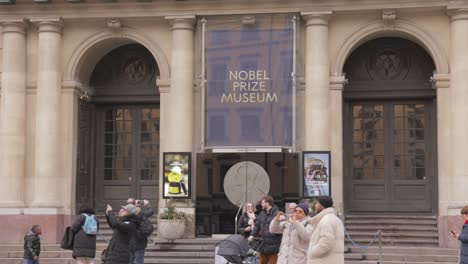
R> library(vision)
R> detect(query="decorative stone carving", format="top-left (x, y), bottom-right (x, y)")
top-left (107, 18), bottom-right (121, 30)
top-left (382, 10), bottom-right (397, 30)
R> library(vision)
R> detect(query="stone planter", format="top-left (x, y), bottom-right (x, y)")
top-left (158, 219), bottom-right (186, 240)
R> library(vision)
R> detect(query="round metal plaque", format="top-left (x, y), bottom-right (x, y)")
top-left (223, 161), bottom-right (270, 207)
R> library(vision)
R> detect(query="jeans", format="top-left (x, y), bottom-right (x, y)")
top-left (129, 249), bottom-right (145, 264)
top-left (24, 259), bottom-right (40, 264)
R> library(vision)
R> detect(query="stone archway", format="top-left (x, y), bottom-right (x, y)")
top-left (64, 28), bottom-right (171, 87)
top-left (331, 19), bottom-right (449, 76)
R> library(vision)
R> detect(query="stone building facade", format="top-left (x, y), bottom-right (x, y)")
top-left (0, 0), bottom-right (466, 248)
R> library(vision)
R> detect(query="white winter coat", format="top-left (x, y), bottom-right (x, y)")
top-left (269, 216), bottom-right (312, 264)
top-left (306, 207), bottom-right (344, 264)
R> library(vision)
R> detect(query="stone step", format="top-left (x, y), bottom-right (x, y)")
top-left (346, 225), bottom-right (438, 231)
top-left (345, 238), bottom-right (439, 247)
top-left (345, 215), bottom-right (437, 220)
top-left (345, 219), bottom-right (437, 225)
top-left (348, 246), bottom-right (459, 255)
top-left (345, 262), bottom-right (457, 264)
top-left (347, 231), bottom-right (439, 238)
top-left (363, 253), bottom-right (458, 262)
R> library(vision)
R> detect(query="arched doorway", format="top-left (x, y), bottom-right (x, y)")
top-left (76, 43), bottom-right (160, 211)
top-left (343, 37), bottom-right (436, 213)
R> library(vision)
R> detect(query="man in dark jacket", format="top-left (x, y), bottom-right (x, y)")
top-left (71, 204), bottom-right (100, 264)
top-left (248, 195), bottom-right (282, 264)
top-left (453, 205), bottom-right (468, 264)
top-left (24, 225), bottom-right (41, 264)
top-left (105, 203), bottom-right (137, 264)
top-left (129, 199), bottom-right (154, 264)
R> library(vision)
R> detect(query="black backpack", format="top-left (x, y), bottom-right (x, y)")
top-left (136, 217), bottom-right (154, 239)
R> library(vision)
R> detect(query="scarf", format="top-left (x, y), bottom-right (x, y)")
top-left (247, 212), bottom-right (256, 230)
top-left (464, 219), bottom-right (468, 225)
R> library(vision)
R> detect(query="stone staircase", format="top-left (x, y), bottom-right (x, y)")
top-left (0, 241), bottom-right (460, 264)
top-left (344, 215), bottom-right (440, 247)
top-left (344, 246), bottom-right (459, 264)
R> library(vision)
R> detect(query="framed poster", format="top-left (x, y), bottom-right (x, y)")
top-left (163, 152), bottom-right (191, 199)
top-left (303, 151), bottom-right (331, 197)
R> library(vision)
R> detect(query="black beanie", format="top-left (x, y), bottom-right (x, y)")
top-left (317, 196), bottom-right (333, 208)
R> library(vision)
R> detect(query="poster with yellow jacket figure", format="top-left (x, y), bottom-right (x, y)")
top-left (163, 152), bottom-right (191, 198)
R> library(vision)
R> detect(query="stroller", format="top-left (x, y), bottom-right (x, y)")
top-left (215, 235), bottom-right (263, 264)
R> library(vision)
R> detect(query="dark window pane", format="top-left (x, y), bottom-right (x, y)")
top-left (353, 156), bottom-right (363, 168)
top-left (353, 105), bottom-right (362, 118)
top-left (354, 168), bottom-right (363, 180)
top-left (415, 168), bottom-right (425, 179)
top-left (353, 143), bottom-right (363, 155)
top-left (104, 169), bottom-right (112, 180)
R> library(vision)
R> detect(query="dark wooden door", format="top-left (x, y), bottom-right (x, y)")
top-left (345, 101), bottom-right (435, 212)
top-left (95, 105), bottom-right (160, 209)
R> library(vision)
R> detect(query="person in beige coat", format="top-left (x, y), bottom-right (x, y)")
top-left (307, 196), bottom-right (344, 264)
top-left (270, 202), bottom-right (313, 264)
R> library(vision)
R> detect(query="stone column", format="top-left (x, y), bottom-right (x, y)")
top-left (329, 75), bottom-right (346, 213)
top-left (161, 16), bottom-right (195, 238)
top-left (31, 18), bottom-right (63, 208)
top-left (449, 10), bottom-right (468, 207)
top-left (0, 20), bottom-right (28, 208)
top-left (440, 9), bottom-right (468, 247)
top-left (302, 12), bottom-right (332, 150)
top-left (164, 16), bottom-right (195, 151)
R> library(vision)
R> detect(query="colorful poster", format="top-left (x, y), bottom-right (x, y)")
top-left (204, 14), bottom-right (295, 147)
top-left (303, 151), bottom-right (331, 197)
top-left (163, 152), bottom-right (191, 199)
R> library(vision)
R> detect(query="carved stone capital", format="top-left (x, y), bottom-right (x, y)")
top-left (157, 79), bottom-right (171, 93)
top-left (431, 73), bottom-right (450, 89)
top-left (447, 8), bottom-right (468, 21)
top-left (301, 11), bottom-right (332, 26)
top-left (382, 9), bottom-right (397, 30)
top-left (1, 19), bottom-right (28, 35)
top-left (30, 18), bottom-right (63, 34)
top-left (330, 75), bottom-right (347, 91)
top-left (165, 15), bottom-right (196, 31)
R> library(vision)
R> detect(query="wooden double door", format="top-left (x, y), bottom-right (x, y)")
top-left (344, 101), bottom-right (436, 213)
top-left (94, 105), bottom-right (160, 209)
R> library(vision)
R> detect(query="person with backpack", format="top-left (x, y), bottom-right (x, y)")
top-left (70, 204), bottom-right (99, 264)
top-left (105, 203), bottom-right (138, 264)
top-left (129, 199), bottom-right (154, 264)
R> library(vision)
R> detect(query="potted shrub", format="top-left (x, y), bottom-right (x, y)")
top-left (158, 200), bottom-right (192, 240)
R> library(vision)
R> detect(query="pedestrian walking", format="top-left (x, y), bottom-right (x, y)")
top-left (270, 202), bottom-right (312, 264)
top-left (104, 203), bottom-right (137, 264)
top-left (248, 195), bottom-right (282, 264)
top-left (24, 225), bottom-right (41, 264)
top-left (71, 204), bottom-right (99, 264)
top-left (452, 205), bottom-right (468, 264)
top-left (129, 199), bottom-right (154, 264)
top-left (306, 196), bottom-right (344, 264)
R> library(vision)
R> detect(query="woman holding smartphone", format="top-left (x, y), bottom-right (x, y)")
top-left (453, 206), bottom-right (468, 264)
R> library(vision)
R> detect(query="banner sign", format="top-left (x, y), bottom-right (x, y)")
top-left (205, 14), bottom-right (295, 147)
top-left (303, 151), bottom-right (331, 197)
top-left (163, 152), bottom-right (191, 199)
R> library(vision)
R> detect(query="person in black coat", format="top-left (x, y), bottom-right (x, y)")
top-left (238, 202), bottom-right (256, 238)
top-left (454, 205), bottom-right (468, 264)
top-left (248, 195), bottom-right (282, 264)
top-left (129, 199), bottom-right (154, 264)
top-left (71, 204), bottom-right (100, 264)
top-left (104, 203), bottom-right (138, 264)
top-left (24, 225), bottom-right (41, 264)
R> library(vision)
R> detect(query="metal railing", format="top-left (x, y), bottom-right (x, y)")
top-left (344, 226), bottom-right (383, 263)
top-left (234, 202), bottom-right (244, 235)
